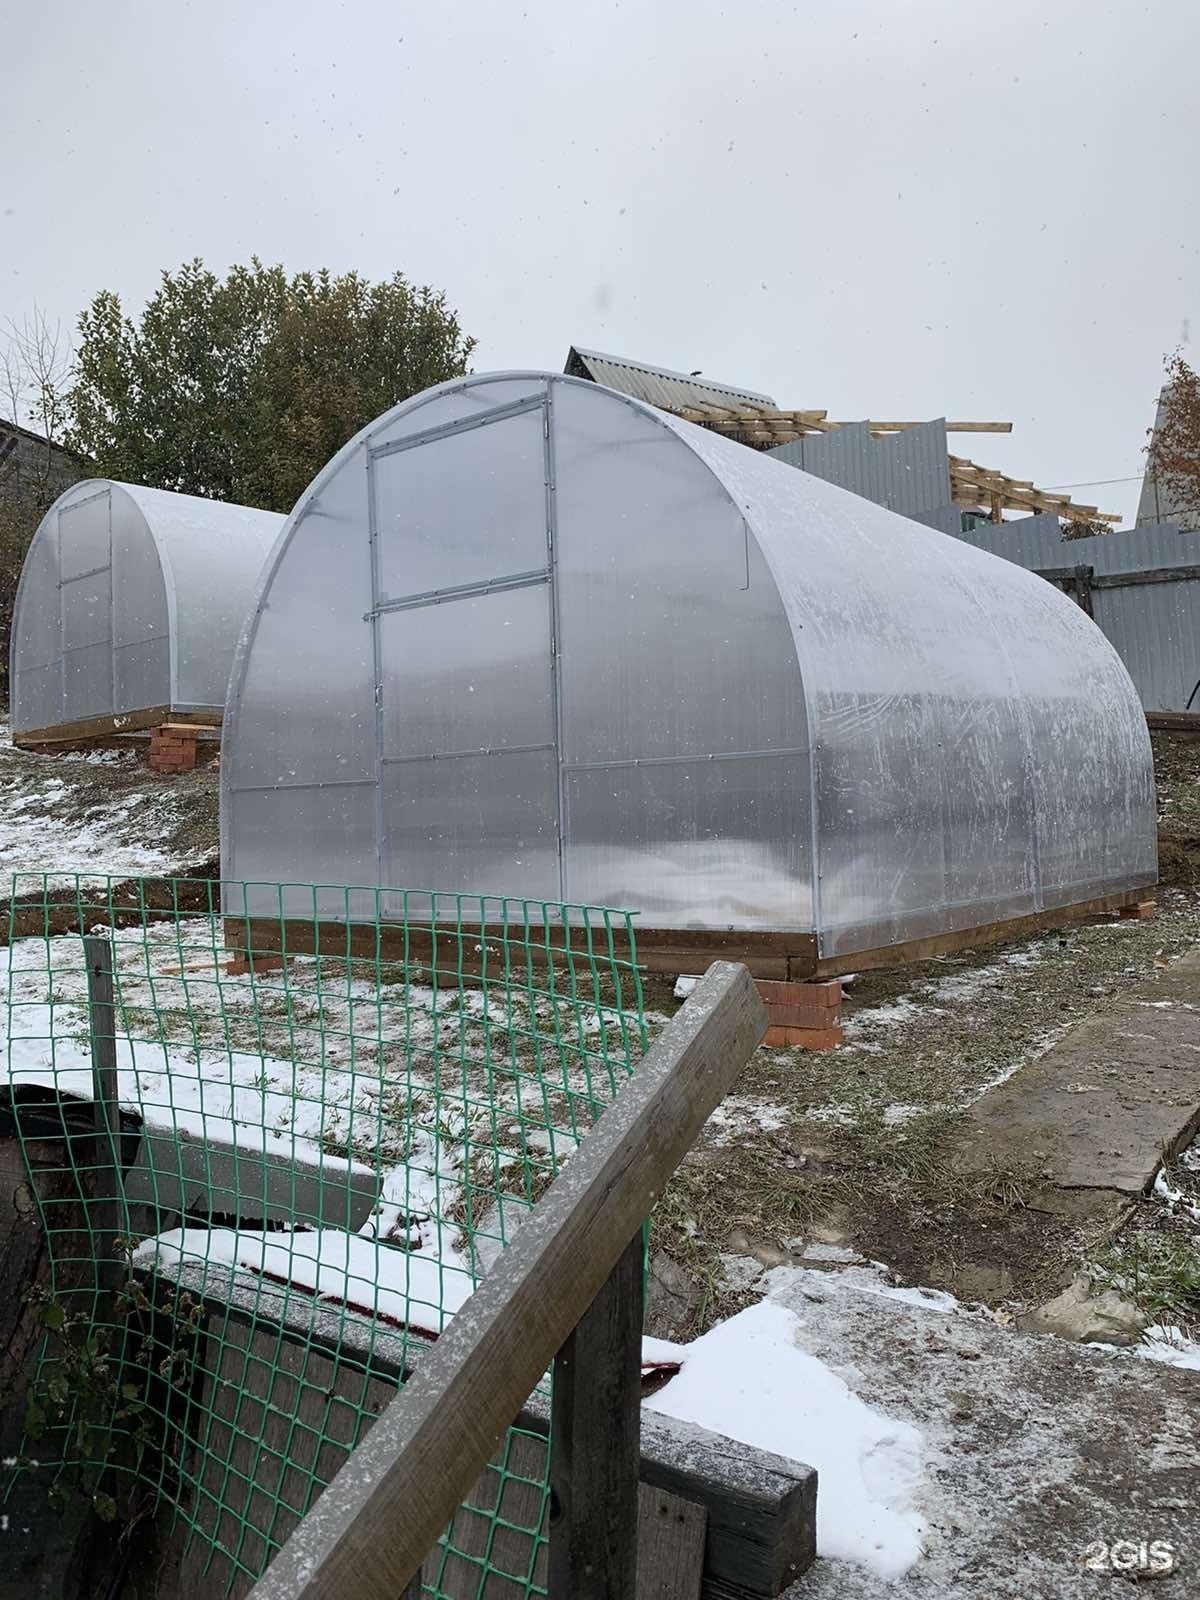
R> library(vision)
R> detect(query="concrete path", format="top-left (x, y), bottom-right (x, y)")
top-left (957, 946), bottom-right (1200, 1195)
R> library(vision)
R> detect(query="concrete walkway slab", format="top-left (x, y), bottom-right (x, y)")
top-left (957, 948), bottom-right (1200, 1195)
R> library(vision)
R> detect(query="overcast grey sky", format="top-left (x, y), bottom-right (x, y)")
top-left (2, 0), bottom-right (1196, 525)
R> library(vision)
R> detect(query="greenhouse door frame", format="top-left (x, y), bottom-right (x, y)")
top-left (365, 390), bottom-right (567, 899)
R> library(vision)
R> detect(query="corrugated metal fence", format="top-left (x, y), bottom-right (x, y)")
top-left (770, 420), bottom-right (952, 519)
top-left (767, 423), bottom-right (1200, 718)
top-left (940, 512), bottom-right (1200, 717)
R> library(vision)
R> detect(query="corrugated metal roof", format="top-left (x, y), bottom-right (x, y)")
top-left (564, 345), bottom-right (775, 411)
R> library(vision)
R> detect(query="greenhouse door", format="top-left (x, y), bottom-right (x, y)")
top-left (369, 396), bottom-right (563, 900)
top-left (57, 486), bottom-right (114, 724)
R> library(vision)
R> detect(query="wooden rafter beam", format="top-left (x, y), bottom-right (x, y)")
top-left (949, 454), bottom-right (1118, 524)
top-left (675, 407), bottom-right (1012, 436)
top-left (671, 405), bottom-right (1114, 525)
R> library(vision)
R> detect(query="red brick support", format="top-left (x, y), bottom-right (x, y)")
top-left (755, 978), bottom-right (843, 1050)
top-left (1119, 900), bottom-right (1156, 921)
top-left (149, 723), bottom-right (199, 774)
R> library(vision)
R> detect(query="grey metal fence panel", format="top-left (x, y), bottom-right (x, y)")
top-left (769, 421), bottom-right (951, 517)
top-left (950, 514), bottom-right (1200, 712)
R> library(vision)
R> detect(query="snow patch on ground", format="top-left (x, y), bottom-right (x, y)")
top-left (704, 1094), bottom-right (789, 1139)
top-left (843, 995), bottom-right (928, 1031)
top-left (646, 1299), bottom-right (926, 1579)
top-left (0, 794), bottom-right (177, 882)
top-left (1137, 1326), bottom-right (1200, 1369)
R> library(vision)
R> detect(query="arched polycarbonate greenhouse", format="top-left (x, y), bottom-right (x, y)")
top-left (10, 480), bottom-right (283, 745)
top-left (221, 371), bottom-right (1157, 966)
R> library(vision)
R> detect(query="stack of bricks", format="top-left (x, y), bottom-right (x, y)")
top-left (149, 723), bottom-right (199, 774)
top-left (1119, 899), bottom-right (1156, 921)
top-left (225, 949), bottom-right (287, 977)
top-left (756, 978), bottom-right (843, 1049)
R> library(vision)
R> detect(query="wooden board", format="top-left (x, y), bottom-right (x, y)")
top-left (810, 889), bottom-right (1148, 978)
top-left (1147, 711), bottom-right (1200, 734)
top-left (637, 1488), bottom-right (707, 1600)
top-left (12, 703), bottom-right (222, 749)
top-left (549, 1232), bottom-right (644, 1597)
top-left (231, 888), bottom-right (1148, 988)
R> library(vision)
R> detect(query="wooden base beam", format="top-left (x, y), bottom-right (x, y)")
top-left (12, 705), bottom-right (222, 750)
top-left (227, 887), bottom-right (1152, 987)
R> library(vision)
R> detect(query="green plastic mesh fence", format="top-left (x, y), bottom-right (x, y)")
top-left (2, 872), bottom-right (647, 1597)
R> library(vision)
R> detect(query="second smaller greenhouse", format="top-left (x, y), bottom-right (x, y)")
top-left (10, 479), bottom-right (283, 747)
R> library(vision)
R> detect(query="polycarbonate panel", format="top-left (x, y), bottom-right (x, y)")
top-left (552, 380), bottom-right (805, 763)
top-left (564, 755), bottom-right (810, 930)
top-left (12, 530), bottom-right (59, 671)
top-left (13, 663), bottom-right (57, 732)
top-left (110, 490), bottom-right (168, 649)
top-left (226, 454), bottom-right (375, 790)
top-left (61, 570), bottom-right (112, 652)
top-left (381, 749), bottom-right (559, 899)
top-left (57, 490), bottom-right (110, 579)
top-left (226, 786), bottom-right (380, 919)
top-left (122, 484), bottom-right (283, 708)
top-left (670, 417), bottom-right (1155, 954)
top-left (992, 576), bottom-right (1156, 904)
top-left (367, 379), bottom-right (549, 456)
top-left (114, 637), bottom-right (170, 711)
top-left (61, 642), bottom-right (112, 721)
top-left (379, 584), bottom-right (554, 758)
top-left (372, 406), bottom-right (548, 602)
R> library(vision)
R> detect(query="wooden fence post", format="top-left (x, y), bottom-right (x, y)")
top-left (83, 934), bottom-right (122, 1280)
top-left (549, 1230), bottom-right (644, 1598)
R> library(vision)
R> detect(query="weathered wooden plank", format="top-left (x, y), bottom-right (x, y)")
top-left (1147, 710), bottom-right (1200, 735)
top-left (809, 887), bottom-right (1148, 979)
top-left (549, 1231), bottom-right (644, 1598)
top-left (245, 962), bottom-right (766, 1600)
top-left (11, 703), bottom-right (222, 749)
top-left (637, 1486), bottom-right (706, 1600)
top-left (122, 1122), bottom-right (380, 1232)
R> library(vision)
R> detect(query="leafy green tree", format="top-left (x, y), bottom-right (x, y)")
top-left (67, 259), bottom-right (476, 511)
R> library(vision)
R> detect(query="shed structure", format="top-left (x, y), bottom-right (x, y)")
top-left (221, 372), bottom-right (1156, 973)
top-left (10, 479), bottom-right (283, 746)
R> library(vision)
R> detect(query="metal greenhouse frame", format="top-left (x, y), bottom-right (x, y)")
top-left (220, 372), bottom-right (1156, 974)
top-left (10, 479), bottom-right (283, 746)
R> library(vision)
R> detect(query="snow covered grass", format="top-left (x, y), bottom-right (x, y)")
top-left (4, 913), bottom-right (645, 1326)
top-left (0, 721), bottom-right (213, 886)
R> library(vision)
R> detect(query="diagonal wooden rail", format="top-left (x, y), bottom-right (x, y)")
top-left (246, 961), bottom-right (767, 1600)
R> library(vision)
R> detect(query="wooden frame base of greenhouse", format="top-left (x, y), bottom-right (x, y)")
top-left (224, 887), bottom-right (1150, 984)
top-left (11, 705), bottom-right (222, 751)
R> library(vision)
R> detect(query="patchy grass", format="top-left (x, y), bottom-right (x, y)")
top-left (1093, 1229), bottom-right (1200, 1341)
